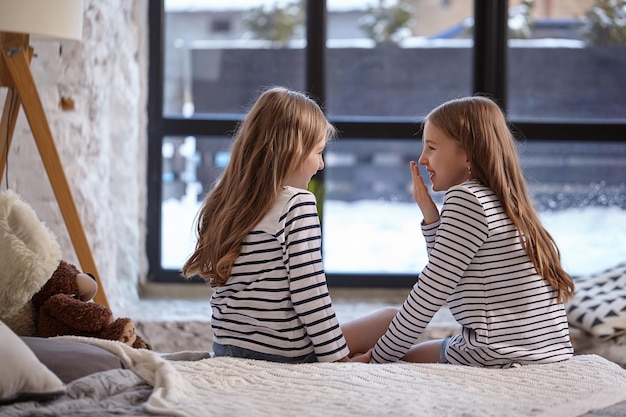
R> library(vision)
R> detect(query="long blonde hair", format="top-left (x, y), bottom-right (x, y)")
top-left (181, 86), bottom-right (336, 286)
top-left (425, 96), bottom-right (574, 302)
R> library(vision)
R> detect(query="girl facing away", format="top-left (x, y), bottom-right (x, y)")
top-left (182, 86), bottom-right (394, 364)
top-left (370, 96), bottom-right (575, 367)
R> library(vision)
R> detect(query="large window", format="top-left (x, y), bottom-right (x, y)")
top-left (148, 0), bottom-right (626, 287)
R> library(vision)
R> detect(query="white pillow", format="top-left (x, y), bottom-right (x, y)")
top-left (0, 320), bottom-right (65, 404)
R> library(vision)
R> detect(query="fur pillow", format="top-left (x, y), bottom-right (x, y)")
top-left (0, 190), bottom-right (61, 336)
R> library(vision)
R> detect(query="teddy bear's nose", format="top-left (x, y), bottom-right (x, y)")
top-left (87, 273), bottom-right (96, 281)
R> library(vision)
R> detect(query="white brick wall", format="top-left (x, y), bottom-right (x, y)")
top-left (1, 0), bottom-right (148, 314)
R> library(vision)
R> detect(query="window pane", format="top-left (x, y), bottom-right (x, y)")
top-left (507, 0), bottom-right (626, 120)
top-left (322, 139), bottom-right (626, 277)
top-left (161, 136), bottom-right (230, 269)
top-left (323, 139), bottom-right (429, 275)
top-left (521, 140), bottom-right (626, 275)
top-left (164, 1), bottom-right (305, 116)
top-left (326, 1), bottom-right (474, 117)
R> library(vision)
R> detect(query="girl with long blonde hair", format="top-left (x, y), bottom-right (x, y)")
top-left (371, 96), bottom-right (575, 367)
top-left (182, 87), bottom-right (393, 363)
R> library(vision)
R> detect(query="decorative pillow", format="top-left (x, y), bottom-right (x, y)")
top-left (22, 337), bottom-right (127, 384)
top-left (0, 320), bottom-right (65, 405)
top-left (566, 263), bottom-right (626, 340)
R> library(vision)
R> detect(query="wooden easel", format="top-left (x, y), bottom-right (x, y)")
top-left (0, 32), bottom-right (109, 309)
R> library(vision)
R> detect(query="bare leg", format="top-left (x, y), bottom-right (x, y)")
top-left (341, 307), bottom-right (399, 355)
top-left (401, 339), bottom-right (444, 363)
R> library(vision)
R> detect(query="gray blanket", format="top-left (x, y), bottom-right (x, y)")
top-left (0, 369), bottom-right (158, 417)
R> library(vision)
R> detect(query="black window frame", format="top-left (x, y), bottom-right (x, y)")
top-left (147, 0), bottom-right (626, 287)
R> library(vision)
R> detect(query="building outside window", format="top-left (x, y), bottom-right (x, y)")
top-left (148, 0), bottom-right (626, 287)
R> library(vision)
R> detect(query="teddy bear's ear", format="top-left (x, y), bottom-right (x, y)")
top-left (0, 190), bottom-right (61, 318)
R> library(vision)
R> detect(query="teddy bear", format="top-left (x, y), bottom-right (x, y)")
top-left (0, 189), bottom-right (150, 349)
top-left (31, 259), bottom-right (151, 349)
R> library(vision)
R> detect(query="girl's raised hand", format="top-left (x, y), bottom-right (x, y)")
top-left (410, 161), bottom-right (439, 225)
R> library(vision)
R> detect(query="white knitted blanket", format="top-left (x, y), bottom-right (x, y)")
top-left (60, 336), bottom-right (626, 417)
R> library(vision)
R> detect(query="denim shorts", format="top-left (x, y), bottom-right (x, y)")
top-left (440, 337), bottom-right (451, 364)
top-left (213, 342), bottom-right (318, 364)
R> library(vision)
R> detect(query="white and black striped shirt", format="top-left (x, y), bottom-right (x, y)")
top-left (371, 180), bottom-right (573, 367)
top-left (210, 186), bottom-right (349, 362)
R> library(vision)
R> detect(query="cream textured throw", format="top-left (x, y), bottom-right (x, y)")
top-left (59, 336), bottom-right (626, 417)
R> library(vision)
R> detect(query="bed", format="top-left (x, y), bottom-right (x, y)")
top-left (2, 328), bottom-right (626, 417)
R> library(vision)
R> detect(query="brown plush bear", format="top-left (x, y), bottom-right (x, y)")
top-left (31, 260), bottom-right (151, 350)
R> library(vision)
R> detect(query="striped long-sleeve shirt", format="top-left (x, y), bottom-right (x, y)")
top-left (210, 186), bottom-right (349, 362)
top-left (371, 180), bottom-right (573, 367)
